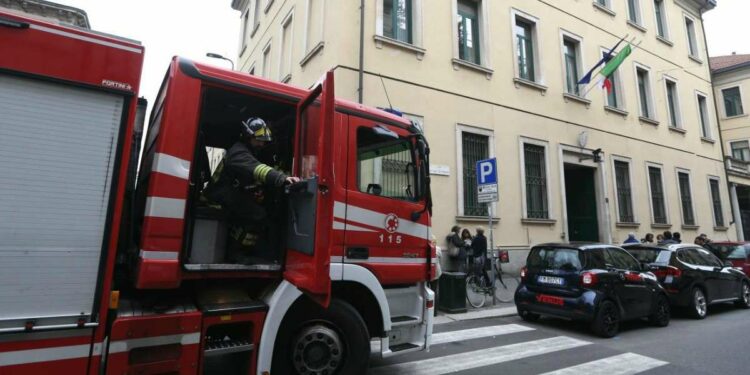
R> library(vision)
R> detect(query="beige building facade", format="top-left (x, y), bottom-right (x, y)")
top-left (230, 0), bottom-right (733, 251)
top-left (712, 53), bottom-right (750, 241)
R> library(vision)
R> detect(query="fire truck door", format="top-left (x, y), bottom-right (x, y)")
top-left (284, 71), bottom-right (335, 307)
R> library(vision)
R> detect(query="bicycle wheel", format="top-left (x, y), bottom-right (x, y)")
top-left (466, 275), bottom-right (486, 308)
top-left (494, 273), bottom-right (520, 303)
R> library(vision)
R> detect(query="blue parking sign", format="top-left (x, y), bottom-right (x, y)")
top-left (476, 158), bottom-right (497, 185)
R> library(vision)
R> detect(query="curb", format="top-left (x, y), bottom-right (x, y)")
top-left (434, 306), bottom-right (518, 325)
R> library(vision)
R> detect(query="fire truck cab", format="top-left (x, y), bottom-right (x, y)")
top-left (0, 10), bottom-right (434, 375)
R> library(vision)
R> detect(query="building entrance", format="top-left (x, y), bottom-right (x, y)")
top-left (564, 163), bottom-right (599, 242)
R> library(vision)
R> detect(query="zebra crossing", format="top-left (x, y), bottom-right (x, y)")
top-left (369, 321), bottom-right (670, 375)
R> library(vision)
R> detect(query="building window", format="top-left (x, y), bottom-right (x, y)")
top-left (457, 0), bottom-right (480, 64)
top-left (383, 0), bottom-right (412, 43)
top-left (709, 177), bottom-right (725, 227)
top-left (523, 143), bottom-right (549, 219)
top-left (253, 0), bottom-right (262, 31)
top-left (279, 12), bottom-right (294, 82)
top-left (462, 131), bottom-right (489, 216)
top-left (596, 0), bottom-right (611, 9)
top-left (304, 0), bottom-right (324, 57)
top-left (515, 15), bottom-right (537, 82)
top-left (731, 141), bottom-right (750, 161)
top-left (677, 170), bottom-right (695, 226)
top-left (697, 93), bottom-right (711, 138)
top-left (603, 50), bottom-right (623, 109)
top-left (654, 0), bottom-right (668, 39)
top-left (627, 0), bottom-right (642, 25)
top-left (648, 165), bottom-right (668, 224)
top-left (563, 36), bottom-right (582, 96)
top-left (636, 66), bottom-right (654, 119)
top-left (685, 16), bottom-right (699, 58)
top-left (614, 160), bottom-right (635, 223)
top-left (241, 9), bottom-right (250, 51)
top-left (723, 86), bottom-right (744, 117)
top-left (249, 64), bottom-right (256, 75)
top-left (262, 42), bottom-right (271, 78)
top-left (665, 78), bottom-right (681, 128)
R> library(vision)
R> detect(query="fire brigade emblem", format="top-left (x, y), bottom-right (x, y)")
top-left (384, 213), bottom-right (399, 233)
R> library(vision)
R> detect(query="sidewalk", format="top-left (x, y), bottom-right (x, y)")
top-left (434, 302), bottom-right (517, 325)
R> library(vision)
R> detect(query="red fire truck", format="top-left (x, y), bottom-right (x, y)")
top-left (0, 10), bottom-right (435, 375)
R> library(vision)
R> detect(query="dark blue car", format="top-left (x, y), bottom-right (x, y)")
top-left (515, 243), bottom-right (670, 338)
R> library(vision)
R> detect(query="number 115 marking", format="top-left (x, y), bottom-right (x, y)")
top-left (379, 233), bottom-right (402, 244)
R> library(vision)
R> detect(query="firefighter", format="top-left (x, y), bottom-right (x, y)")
top-left (204, 117), bottom-right (300, 262)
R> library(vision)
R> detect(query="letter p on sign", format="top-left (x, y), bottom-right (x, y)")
top-left (476, 158), bottom-right (497, 185)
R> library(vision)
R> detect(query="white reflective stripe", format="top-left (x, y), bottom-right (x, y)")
top-left (145, 197), bottom-right (186, 219)
top-left (334, 202), bottom-right (430, 240)
top-left (369, 336), bottom-right (590, 375)
top-left (539, 353), bottom-right (668, 375)
top-left (140, 250), bottom-right (179, 260)
top-left (343, 256), bottom-right (437, 264)
top-left (0, 342), bottom-right (101, 367)
top-left (333, 221), bottom-right (376, 232)
top-left (330, 256), bottom-right (344, 263)
top-left (108, 332), bottom-right (200, 354)
top-left (29, 24), bottom-right (142, 54)
top-left (153, 153), bottom-right (191, 180)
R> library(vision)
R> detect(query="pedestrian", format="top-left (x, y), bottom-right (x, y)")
top-left (641, 233), bottom-right (654, 244)
top-left (656, 234), bottom-right (665, 242)
top-left (673, 232), bottom-right (682, 243)
top-left (430, 234), bottom-right (442, 316)
top-left (471, 227), bottom-right (490, 285)
top-left (445, 226), bottom-right (466, 272)
top-left (659, 231), bottom-right (677, 245)
top-left (623, 232), bottom-right (639, 244)
top-left (700, 233), bottom-right (712, 245)
top-left (460, 228), bottom-right (474, 270)
top-left (694, 236), bottom-right (705, 246)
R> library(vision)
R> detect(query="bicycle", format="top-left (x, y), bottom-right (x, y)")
top-left (492, 254), bottom-right (521, 303)
top-left (465, 257), bottom-right (492, 308)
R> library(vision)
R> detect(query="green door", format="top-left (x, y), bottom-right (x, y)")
top-left (565, 164), bottom-right (599, 242)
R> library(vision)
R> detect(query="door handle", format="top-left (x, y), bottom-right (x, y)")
top-left (346, 247), bottom-right (369, 260)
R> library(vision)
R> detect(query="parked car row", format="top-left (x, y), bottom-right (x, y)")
top-left (515, 242), bottom-right (750, 338)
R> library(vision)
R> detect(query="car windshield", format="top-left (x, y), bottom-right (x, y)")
top-left (624, 248), bottom-right (664, 264)
top-left (528, 247), bottom-right (583, 271)
top-left (708, 245), bottom-right (747, 260)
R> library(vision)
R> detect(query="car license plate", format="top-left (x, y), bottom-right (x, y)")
top-left (665, 275), bottom-right (673, 283)
top-left (537, 276), bottom-right (564, 286)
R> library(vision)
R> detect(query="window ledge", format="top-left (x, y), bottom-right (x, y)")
top-left (689, 55), bottom-right (704, 64)
top-left (240, 44), bottom-right (248, 57)
top-left (627, 20), bottom-right (647, 33)
top-left (700, 137), bottom-right (716, 144)
top-left (452, 58), bottom-right (493, 79)
top-left (264, 0), bottom-right (274, 13)
top-left (668, 126), bottom-right (687, 134)
top-left (604, 105), bottom-right (629, 116)
top-left (522, 218), bottom-right (556, 225)
top-left (592, 2), bottom-right (616, 16)
top-left (616, 222), bottom-right (641, 228)
top-left (714, 226), bottom-right (729, 231)
top-left (682, 224), bottom-right (700, 230)
top-left (374, 35), bottom-right (426, 60)
top-left (651, 223), bottom-right (672, 229)
top-left (723, 113), bottom-right (748, 120)
top-left (300, 41), bottom-right (325, 67)
top-left (456, 216), bottom-right (500, 223)
top-left (639, 116), bottom-right (660, 126)
top-left (280, 73), bottom-right (292, 84)
top-left (563, 93), bottom-right (591, 107)
top-left (514, 77), bottom-right (548, 94)
top-left (250, 23), bottom-right (260, 39)
top-left (656, 35), bottom-right (674, 47)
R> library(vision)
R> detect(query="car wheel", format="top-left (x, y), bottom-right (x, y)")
top-left (648, 294), bottom-right (670, 327)
top-left (591, 300), bottom-right (620, 338)
top-left (688, 287), bottom-right (708, 319)
top-left (518, 309), bottom-right (540, 322)
top-left (735, 282), bottom-right (750, 309)
top-left (272, 299), bottom-right (370, 375)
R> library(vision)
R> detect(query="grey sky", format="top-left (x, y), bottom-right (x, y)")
top-left (52, 0), bottom-right (746, 108)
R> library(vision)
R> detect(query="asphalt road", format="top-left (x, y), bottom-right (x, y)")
top-left (369, 303), bottom-right (750, 374)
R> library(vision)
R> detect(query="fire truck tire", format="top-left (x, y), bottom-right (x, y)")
top-left (272, 298), bottom-right (370, 374)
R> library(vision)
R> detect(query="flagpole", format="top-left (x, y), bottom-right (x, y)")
top-left (579, 37), bottom-right (640, 98)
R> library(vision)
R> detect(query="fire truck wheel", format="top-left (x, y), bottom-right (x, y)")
top-left (273, 298), bottom-right (370, 374)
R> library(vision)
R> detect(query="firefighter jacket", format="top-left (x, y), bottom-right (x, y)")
top-left (203, 141), bottom-right (288, 220)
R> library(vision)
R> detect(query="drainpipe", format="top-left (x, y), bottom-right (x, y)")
top-left (700, 5), bottom-right (737, 239)
top-left (358, 0), bottom-right (365, 104)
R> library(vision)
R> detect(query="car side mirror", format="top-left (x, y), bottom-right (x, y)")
top-left (724, 261), bottom-right (733, 268)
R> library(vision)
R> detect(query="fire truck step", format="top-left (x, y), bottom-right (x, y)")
top-left (391, 315), bottom-right (421, 327)
top-left (204, 339), bottom-right (255, 357)
top-left (389, 342), bottom-right (420, 353)
top-left (200, 300), bottom-right (269, 315)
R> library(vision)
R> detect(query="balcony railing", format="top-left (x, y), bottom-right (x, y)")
top-left (725, 156), bottom-right (750, 176)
